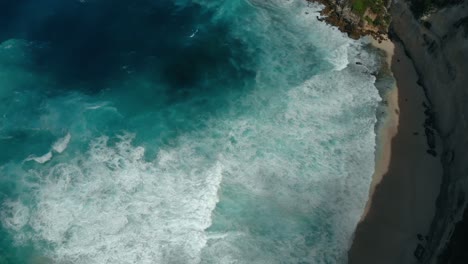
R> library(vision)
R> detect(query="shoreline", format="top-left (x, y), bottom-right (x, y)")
top-left (361, 37), bottom-right (399, 218)
top-left (348, 36), bottom-right (443, 263)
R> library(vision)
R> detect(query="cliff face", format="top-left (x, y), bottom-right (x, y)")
top-left (390, 1), bottom-right (468, 263)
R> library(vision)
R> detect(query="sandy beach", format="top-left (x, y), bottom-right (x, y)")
top-left (348, 38), bottom-right (443, 263)
top-left (361, 38), bottom-right (399, 218)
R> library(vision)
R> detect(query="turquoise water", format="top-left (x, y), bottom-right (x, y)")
top-left (0, 0), bottom-right (381, 263)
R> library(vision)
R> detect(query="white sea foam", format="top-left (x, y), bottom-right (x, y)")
top-left (8, 134), bottom-right (224, 264)
top-left (24, 133), bottom-right (71, 164)
top-left (327, 44), bottom-right (350, 71)
top-left (187, 1), bottom-right (379, 262)
top-left (85, 103), bottom-right (108, 110)
top-left (52, 133), bottom-right (71, 153)
top-left (0, 200), bottom-right (30, 232)
top-left (26, 151), bottom-right (53, 164)
top-left (189, 28), bottom-right (199, 38)
top-left (196, 67), bottom-right (378, 263)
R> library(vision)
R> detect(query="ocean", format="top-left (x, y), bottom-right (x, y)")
top-left (0, 0), bottom-right (382, 263)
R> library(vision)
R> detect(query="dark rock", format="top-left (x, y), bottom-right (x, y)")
top-left (414, 244), bottom-right (426, 261)
top-left (427, 149), bottom-right (437, 157)
top-left (444, 150), bottom-right (455, 164)
top-left (428, 40), bottom-right (438, 53)
top-left (423, 21), bottom-right (432, 29)
top-left (425, 128), bottom-right (436, 149)
top-left (453, 16), bottom-right (468, 30)
top-left (306, 0), bottom-right (389, 40)
top-left (437, 205), bottom-right (468, 263)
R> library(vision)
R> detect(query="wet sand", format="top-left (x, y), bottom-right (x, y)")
top-left (348, 39), bottom-right (443, 263)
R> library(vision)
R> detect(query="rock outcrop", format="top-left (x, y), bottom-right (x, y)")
top-left (308, 0), bottom-right (391, 40)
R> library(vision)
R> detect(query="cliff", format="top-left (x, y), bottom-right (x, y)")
top-left (390, 1), bottom-right (468, 263)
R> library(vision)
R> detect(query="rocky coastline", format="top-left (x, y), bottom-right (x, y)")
top-left (307, 0), bottom-right (391, 41)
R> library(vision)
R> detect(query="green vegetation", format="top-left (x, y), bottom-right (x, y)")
top-left (351, 0), bottom-right (367, 15)
top-left (349, 0), bottom-right (394, 31)
top-left (372, 13), bottom-right (391, 27)
top-left (351, 0), bottom-right (387, 16)
top-left (364, 16), bottom-right (374, 24)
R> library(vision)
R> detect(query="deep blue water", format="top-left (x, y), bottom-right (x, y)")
top-left (0, 0), bottom-right (382, 263)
